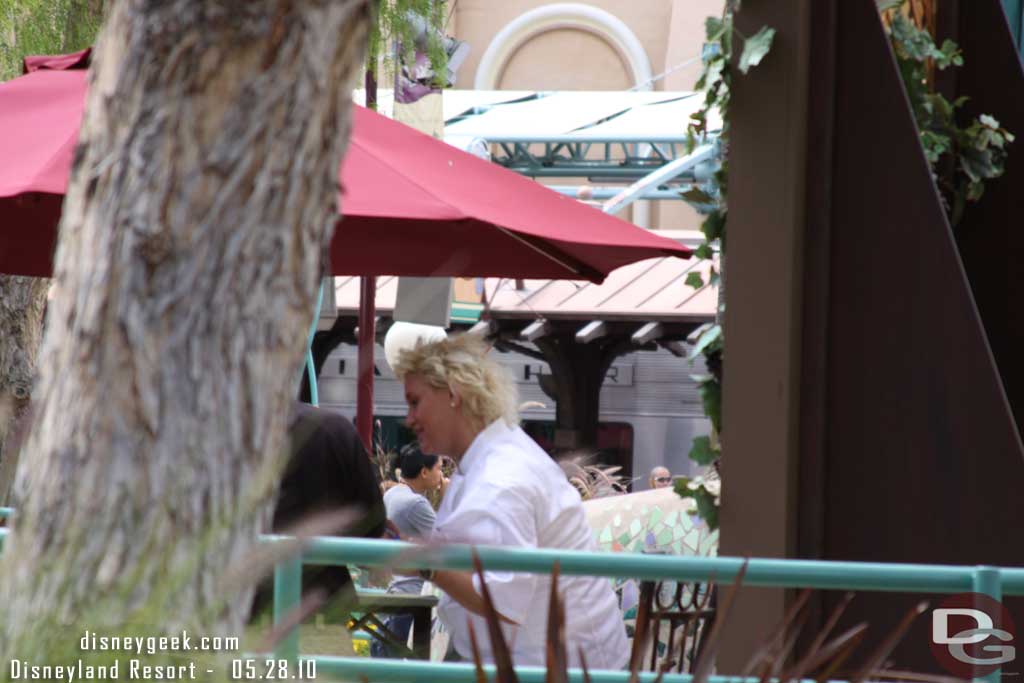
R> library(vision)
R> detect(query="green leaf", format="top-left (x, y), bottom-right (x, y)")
top-left (705, 16), bottom-right (727, 41)
top-left (688, 436), bottom-right (719, 466)
top-left (738, 26), bottom-right (776, 74)
top-left (694, 243), bottom-right (714, 260)
top-left (673, 477), bottom-right (695, 499)
top-left (691, 323), bottom-right (722, 357)
top-left (685, 128), bottom-right (698, 153)
top-left (700, 378), bottom-right (722, 433)
top-left (702, 210), bottom-right (726, 242)
top-left (685, 272), bottom-right (705, 289)
top-left (967, 180), bottom-right (985, 201)
top-left (693, 487), bottom-right (719, 530)
top-left (681, 187), bottom-right (715, 205)
top-left (722, 14), bottom-right (734, 57)
top-left (703, 58), bottom-right (725, 90)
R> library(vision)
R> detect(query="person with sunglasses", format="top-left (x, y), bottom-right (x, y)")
top-left (649, 466), bottom-right (673, 489)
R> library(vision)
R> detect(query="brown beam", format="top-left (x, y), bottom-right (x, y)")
top-left (718, 0), bottom-right (812, 669)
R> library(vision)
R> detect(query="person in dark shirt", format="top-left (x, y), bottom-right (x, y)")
top-left (251, 402), bottom-right (386, 619)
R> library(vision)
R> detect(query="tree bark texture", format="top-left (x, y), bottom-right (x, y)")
top-left (0, 278), bottom-right (48, 505)
top-left (0, 0), bottom-right (370, 655)
top-left (0, 1), bottom-right (106, 506)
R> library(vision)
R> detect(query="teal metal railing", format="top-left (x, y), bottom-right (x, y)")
top-left (268, 536), bottom-right (1023, 683)
top-left (2, 527), bottom-right (1020, 682)
top-left (284, 536), bottom-right (1024, 593)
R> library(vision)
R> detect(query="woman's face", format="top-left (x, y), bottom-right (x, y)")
top-left (404, 374), bottom-right (458, 456)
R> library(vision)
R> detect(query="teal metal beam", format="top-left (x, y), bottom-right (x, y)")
top-left (488, 137), bottom-right (711, 182)
top-left (262, 536), bottom-right (1024, 595)
top-left (303, 280), bottom-right (325, 407)
top-left (602, 145), bottom-right (716, 214)
top-left (311, 657), bottom-right (836, 683)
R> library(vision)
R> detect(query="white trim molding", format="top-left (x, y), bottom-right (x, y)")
top-left (474, 3), bottom-right (654, 91)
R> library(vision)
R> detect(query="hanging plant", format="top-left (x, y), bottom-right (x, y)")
top-left (881, 0), bottom-right (1014, 226)
top-left (366, 0), bottom-right (450, 87)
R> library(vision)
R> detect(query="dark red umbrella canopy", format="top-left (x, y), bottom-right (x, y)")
top-left (0, 50), bottom-right (690, 281)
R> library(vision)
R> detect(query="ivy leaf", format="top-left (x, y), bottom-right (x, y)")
top-left (693, 487), bottom-right (719, 530)
top-left (681, 187), bottom-right (715, 205)
top-left (702, 210), bottom-right (726, 242)
top-left (685, 272), bottom-right (705, 289)
top-left (691, 323), bottom-right (722, 357)
top-left (722, 14), bottom-right (734, 57)
top-left (703, 58), bottom-right (726, 90)
top-left (699, 377), bottom-right (722, 433)
top-left (705, 16), bottom-right (727, 41)
top-left (967, 180), bottom-right (986, 202)
top-left (674, 477), bottom-right (695, 499)
top-left (688, 436), bottom-right (719, 466)
top-left (694, 243), bottom-right (714, 260)
top-left (738, 26), bottom-right (776, 74)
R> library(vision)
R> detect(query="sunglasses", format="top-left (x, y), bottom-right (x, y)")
top-left (655, 476), bottom-right (672, 484)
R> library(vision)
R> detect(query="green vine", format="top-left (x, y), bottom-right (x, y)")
top-left (366, 0), bottom-right (449, 87)
top-left (883, 0), bottom-right (1014, 226)
top-left (676, 2), bottom-right (775, 531)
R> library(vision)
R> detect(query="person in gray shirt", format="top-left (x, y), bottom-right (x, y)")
top-left (372, 443), bottom-right (447, 657)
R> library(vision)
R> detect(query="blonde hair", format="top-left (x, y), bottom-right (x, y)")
top-left (393, 334), bottom-right (519, 430)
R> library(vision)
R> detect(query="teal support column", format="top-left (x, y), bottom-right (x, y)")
top-left (304, 281), bottom-right (325, 407)
top-left (1003, 0), bottom-right (1024, 53)
top-left (972, 566), bottom-right (1004, 683)
top-left (273, 557), bottom-right (302, 662)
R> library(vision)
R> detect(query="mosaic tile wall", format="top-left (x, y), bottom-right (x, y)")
top-left (592, 499), bottom-right (719, 557)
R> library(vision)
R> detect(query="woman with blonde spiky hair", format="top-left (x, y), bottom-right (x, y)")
top-left (395, 335), bottom-right (628, 668)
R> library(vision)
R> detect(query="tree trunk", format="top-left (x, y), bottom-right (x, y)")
top-left (0, 0), bottom-right (370, 658)
top-left (0, 1), bottom-right (107, 506)
top-left (0, 278), bottom-right (47, 504)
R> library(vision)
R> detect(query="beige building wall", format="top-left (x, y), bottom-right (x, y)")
top-left (448, 0), bottom-right (724, 231)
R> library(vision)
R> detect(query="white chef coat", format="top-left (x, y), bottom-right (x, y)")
top-left (432, 419), bottom-right (629, 669)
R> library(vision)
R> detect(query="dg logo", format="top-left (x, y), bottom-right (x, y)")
top-left (930, 592), bottom-right (1017, 678)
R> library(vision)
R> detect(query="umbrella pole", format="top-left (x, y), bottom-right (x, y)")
top-left (357, 276), bottom-right (376, 452)
top-left (356, 68), bottom-right (378, 453)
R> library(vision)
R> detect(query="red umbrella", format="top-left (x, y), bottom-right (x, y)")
top-left (0, 50), bottom-right (690, 281)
